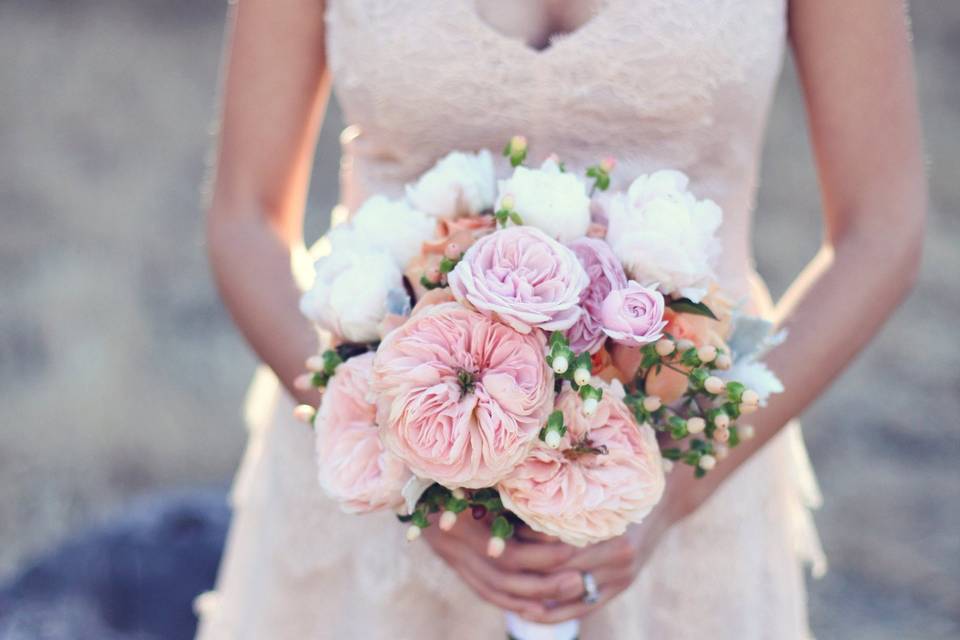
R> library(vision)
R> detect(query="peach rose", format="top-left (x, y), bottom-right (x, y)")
top-left (498, 381), bottom-right (665, 547)
top-left (314, 353), bottom-right (410, 513)
top-left (643, 308), bottom-right (731, 403)
top-left (405, 214), bottom-right (495, 300)
top-left (372, 303), bottom-right (554, 488)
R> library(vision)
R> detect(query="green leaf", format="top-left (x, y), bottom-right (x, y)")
top-left (728, 425), bottom-right (741, 447)
top-left (680, 348), bottom-right (702, 368)
top-left (411, 511), bottom-right (430, 529)
top-left (419, 274), bottom-right (442, 290)
top-left (445, 497), bottom-right (469, 514)
top-left (667, 298), bottom-right (718, 320)
top-left (491, 515), bottom-right (514, 539)
top-left (438, 256), bottom-right (457, 274)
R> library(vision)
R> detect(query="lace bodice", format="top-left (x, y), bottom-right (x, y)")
top-left (326, 0), bottom-right (787, 293)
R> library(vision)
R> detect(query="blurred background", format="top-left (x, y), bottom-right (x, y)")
top-left (0, 1), bottom-right (957, 638)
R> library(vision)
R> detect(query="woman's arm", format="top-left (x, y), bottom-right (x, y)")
top-left (525, 0), bottom-right (927, 623)
top-left (207, 0), bottom-right (580, 612)
top-left (207, 0), bottom-right (330, 405)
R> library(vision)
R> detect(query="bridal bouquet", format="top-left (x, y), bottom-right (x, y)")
top-left (294, 137), bottom-right (783, 639)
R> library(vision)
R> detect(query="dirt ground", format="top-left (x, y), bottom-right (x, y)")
top-left (1, 1), bottom-right (957, 637)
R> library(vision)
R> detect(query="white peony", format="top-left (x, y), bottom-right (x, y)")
top-left (300, 249), bottom-right (404, 343)
top-left (495, 160), bottom-right (591, 243)
top-left (405, 150), bottom-right (497, 219)
top-left (348, 195), bottom-right (435, 269)
top-left (606, 170), bottom-right (722, 302)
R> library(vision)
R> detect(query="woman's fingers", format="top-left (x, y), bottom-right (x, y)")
top-left (470, 556), bottom-right (584, 602)
top-left (553, 535), bottom-right (638, 573)
top-left (455, 560), bottom-right (545, 617)
top-left (495, 538), bottom-right (577, 572)
top-left (522, 578), bottom-right (633, 625)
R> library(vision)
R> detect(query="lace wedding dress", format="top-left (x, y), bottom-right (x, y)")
top-left (195, 1), bottom-right (825, 637)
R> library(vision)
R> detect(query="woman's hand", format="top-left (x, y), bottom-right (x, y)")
top-left (422, 514), bottom-right (584, 618)
top-left (515, 467), bottom-right (711, 625)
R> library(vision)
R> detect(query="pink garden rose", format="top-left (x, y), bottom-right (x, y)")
top-left (372, 303), bottom-right (554, 488)
top-left (314, 353), bottom-right (410, 514)
top-left (566, 238), bottom-right (628, 354)
top-left (448, 226), bottom-right (588, 334)
top-left (600, 281), bottom-right (667, 346)
top-left (498, 380), bottom-right (665, 546)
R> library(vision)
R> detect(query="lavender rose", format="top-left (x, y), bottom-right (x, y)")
top-left (448, 226), bottom-right (588, 334)
top-left (600, 281), bottom-right (667, 345)
top-left (566, 237), bottom-right (629, 354)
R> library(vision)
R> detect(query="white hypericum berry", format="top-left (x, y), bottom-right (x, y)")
top-left (715, 353), bottom-right (732, 370)
top-left (487, 537), bottom-right (506, 558)
top-left (582, 397), bottom-right (599, 417)
top-left (552, 355), bottom-right (570, 375)
top-left (544, 429), bottom-right (563, 449)
top-left (739, 402), bottom-right (758, 414)
top-left (704, 376), bottom-right (726, 395)
top-left (697, 345), bottom-right (718, 363)
top-left (500, 194), bottom-right (516, 210)
top-left (406, 525), bottom-right (422, 542)
top-left (741, 389), bottom-right (760, 407)
top-left (714, 412), bottom-right (731, 429)
top-left (662, 459), bottom-right (674, 473)
top-left (305, 355), bottom-right (326, 372)
top-left (293, 404), bottom-right (316, 423)
top-left (600, 156), bottom-right (617, 173)
top-left (573, 367), bottom-right (591, 387)
top-left (714, 443), bottom-right (730, 460)
top-left (642, 395), bottom-right (662, 412)
top-left (293, 373), bottom-right (314, 392)
top-left (439, 511), bottom-right (458, 531)
top-left (655, 338), bottom-right (675, 357)
top-left (676, 338), bottom-right (695, 352)
top-left (740, 424), bottom-right (756, 440)
top-left (687, 416), bottom-right (706, 434)
top-left (451, 488), bottom-right (466, 500)
top-left (699, 454), bottom-right (717, 471)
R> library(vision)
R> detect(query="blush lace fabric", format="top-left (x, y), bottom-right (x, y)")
top-left (195, 1), bottom-right (825, 638)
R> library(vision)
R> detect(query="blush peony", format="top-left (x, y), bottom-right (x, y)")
top-left (606, 170), bottom-right (722, 302)
top-left (314, 353), bottom-right (410, 514)
top-left (498, 380), bottom-right (665, 546)
top-left (372, 303), bottom-right (554, 488)
top-left (600, 281), bottom-right (667, 346)
top-left (405, 150), bottom-right (497, 219)
top-left (566, 238), bottom-right (628, 354)
top-left (448, 226), bottom-right (588, 334)
top-left (495, 160), bottom-right (591, 243)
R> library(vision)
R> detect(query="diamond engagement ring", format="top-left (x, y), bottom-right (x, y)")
top-left (581, 571), bottom-right (600, 604)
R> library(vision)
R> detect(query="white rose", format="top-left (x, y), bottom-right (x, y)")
top-left (607, 170), bottom-right (722, 302)
top-left (405, 150), bottom-right (496, 219)
top-left (348, 195), bottom-right (435, 269)
top-left (496, 161), bottom-right (591, 243)
top-left (300, 249), bottom-right (403, 343)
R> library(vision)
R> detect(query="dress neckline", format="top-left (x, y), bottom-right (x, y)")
top-left (462, 0), bottom-right (615, 59)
